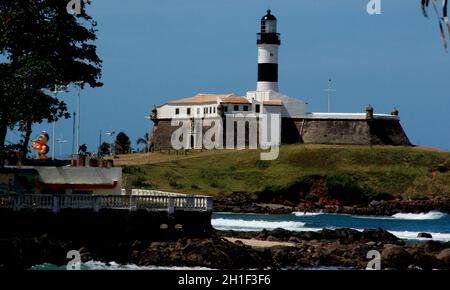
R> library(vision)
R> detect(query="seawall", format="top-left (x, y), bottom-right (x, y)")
top-left (0, 208), bottom-right (212, 269)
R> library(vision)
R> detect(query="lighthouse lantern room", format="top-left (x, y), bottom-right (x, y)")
top-left (257, 9), bottom-right (281, 92)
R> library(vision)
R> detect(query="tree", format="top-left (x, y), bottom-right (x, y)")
top-left (78, 143), bottom-right (88, 156)
top-left (421, 0), bottom-right (450, 49)
top-left (115, 132), bottom-right (131, 155)
top-left (98, 142), bottom-right (111, 157)
top-left (136, 133), bottom-right (150, 152)
top-left (0, 0), bottom-right (102, 161)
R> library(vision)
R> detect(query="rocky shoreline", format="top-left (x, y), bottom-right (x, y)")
top-left (2, 227), bottom-right (450, 270)
top-left (214, 195), bottom-right (450, 215)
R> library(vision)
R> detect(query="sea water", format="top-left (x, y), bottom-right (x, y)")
top-left (212, 211), bottom-right (450, 242)
top-left (31, 211), bottom-right (450, 270)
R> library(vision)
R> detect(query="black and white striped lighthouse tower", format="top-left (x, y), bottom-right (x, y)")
top-left (257, 9), bottom-right (281, 92)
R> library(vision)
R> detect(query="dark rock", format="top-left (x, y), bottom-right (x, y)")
top-left (362, 228), bottom-right (399, 242)
top-left (410, 252), bottom-right (443, 270)
top-left (436, 248), bottom-right (450, 265)
top-left (318, 228), bottom-right (362, 242)
top-left (417, 232), bottom-right (432, 239)
top-left (297, 231), bottom-right (320, 240)
top-left (430, 164), bottom-right (450, 173)
top-left (381, 244), bottom-right (412, 269)
top-left (288, 236), bottom-right (301, 243)
top-left (233, 240), bottom-right (244, 246)
top-left (266, 235), bottom-right (278, 241)
top-left (267, 228), bottom-right (292, 241)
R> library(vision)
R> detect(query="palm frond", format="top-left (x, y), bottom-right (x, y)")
top-left (444, 0), bottom-right (450, 34)
top-left (422, 0), bottom-right (449, 50)
top-left (422, 0), bottom-right (430, 16)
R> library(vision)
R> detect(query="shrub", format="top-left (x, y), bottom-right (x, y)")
top-left (257, 175), bottom-right (314, 203)
top-left (255, 160), bottom-right (270, 170)
top-left (305, 193), bottom-right (319, 202)
top-left (133, 176), bottom-right (158, 189)
top-left (327, 175), bottom-right (368, 205)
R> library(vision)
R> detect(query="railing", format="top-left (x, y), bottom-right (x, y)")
top-left (0, 194), bottom-right (213, 213)
top-left (120, 189), bottom-right (188, 197)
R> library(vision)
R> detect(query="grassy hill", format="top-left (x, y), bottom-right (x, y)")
top-left (120, 145), bottom-right (450, 203)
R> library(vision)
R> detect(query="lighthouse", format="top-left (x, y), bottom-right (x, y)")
top-left (257, 9), bottom-right (281, 92)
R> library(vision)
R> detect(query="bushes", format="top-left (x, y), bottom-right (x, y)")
top-left (257, 174), bottom-right (394, 206)
top-left (255, 160), bottom-right (270, 170)
top-left (327, 175), bottom-right (393, 205)
top-left (326, 175), bottom-right (367, 205)
top-left (133, 176), bottom-right (158, 190)
top-left (257, 175), bottom-right (315, 204)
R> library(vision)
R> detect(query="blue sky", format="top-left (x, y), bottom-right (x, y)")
top-left (10, 0), bottom-right (450, 156)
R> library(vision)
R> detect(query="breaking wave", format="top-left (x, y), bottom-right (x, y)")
top-left (212, 218), bottom-right (306, 231)
top-left (292, 211), bottom-right (324, 217)
top-left (31, 261), bottom-right (213, 270)
top-left (388, 231), bottom-right (450, 242)
top-left (391, 211), bottom-right (446, 220)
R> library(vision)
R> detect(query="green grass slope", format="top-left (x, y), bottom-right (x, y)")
top-left (122, 145), bottom-right (450, 202)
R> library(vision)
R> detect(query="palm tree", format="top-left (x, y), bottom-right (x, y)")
top-left (136, 133), bottom-right (149, 152)
top-left (421, 0), bottom-right (450, 49)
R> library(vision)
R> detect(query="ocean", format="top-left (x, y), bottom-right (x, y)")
top-left (31, 210), bottom-right (450, 270)
top-left (212, 211), bottom-right (450, 242)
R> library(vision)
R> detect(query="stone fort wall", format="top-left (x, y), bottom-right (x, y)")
top-left (149, 117), bottom-right (411, 150)
top-left (282, 118), bottom-right (411, 145)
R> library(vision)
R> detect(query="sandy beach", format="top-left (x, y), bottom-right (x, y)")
top-left (224, 237), bottom-right (296, 248)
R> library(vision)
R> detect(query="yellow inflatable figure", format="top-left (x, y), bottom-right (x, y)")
top-left (32, 130), bottom-right (50, 159)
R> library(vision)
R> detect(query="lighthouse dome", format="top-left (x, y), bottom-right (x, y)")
top-left (261, 10), bottom-right (277, 34)
top-left (261, 9), bottom-right (277, 21)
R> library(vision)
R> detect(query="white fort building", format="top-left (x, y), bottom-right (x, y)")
top-left (148, 10), bottom-right (410, 150)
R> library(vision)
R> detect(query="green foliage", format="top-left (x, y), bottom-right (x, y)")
top-left (98, 142), bottom-right (110, 157)
top-left (255, 160), bottom-right (270, 170)
top-left (136, 133), bottom-right (149, 152)
top-left (305, 193), bottom-right (319, 202)
top-left (0, 0), bottom-right (102, 155)
top-left (133, 176), bottom-right (158, 190)
top-left (169, 180), bottom-right (184, 189)
top-left (409, 195), bottom-right (430, 201)
top-left (258, 175), bottom-right (314, 204)
top-left (326, 175), bottom-right (394, 205)
top-left (115, 132), bottom-right (131, 154)
top-left (120, 145), bottom-right (450, 200)
top-left (326, 175), bottom-right (368, 205)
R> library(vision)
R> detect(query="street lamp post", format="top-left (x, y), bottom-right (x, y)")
top-left (56, 137), bottom-right (68, 159)
top-left (51, 85), bottom-right (67, 160)
top-left (322, 79), bottom-right (336, 113)
top-left (74, 81), bottom-right (84, 156)
top-left (105, 130), bottom-right (115, 156)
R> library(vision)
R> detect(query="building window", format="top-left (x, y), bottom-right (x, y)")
top-left (197, 108), bottom-right (200, 115)
top-left (213, 107), bottom-right (216, 113)
top-left (223, 106), bottom-right (228, 112)
top-left (243, 105), bottom-right (248, 111)
top-left (204, 107), bottom-right (207, 114)
top-left (187, 108), bottom-right (191, 115)
top-left (175, 108), bottom-right (179, 115)
top-left (209, 107), bottom-right (212, 114)
top-left (234, 105), bottom-right (239, 111)
top-left (255, 104), bottom-right (260, 113)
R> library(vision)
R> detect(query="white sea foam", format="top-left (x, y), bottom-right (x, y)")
top-left (31, 261), bottom-right (213, 270)
top-left (211, 218), bottom-right (306, 231)
top-left (292, 211), bottom-right (324, 217)
top-left (391, 211), bottom-right (446, 220)
top-left (388, 231), bottom-right (450, 242)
